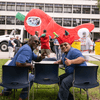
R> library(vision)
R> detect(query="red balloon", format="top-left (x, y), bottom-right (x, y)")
top-left (24, 9), bottom-right (94, 40)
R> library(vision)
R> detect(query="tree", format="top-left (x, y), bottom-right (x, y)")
top-left (97, 0), bottom-right (100, 10)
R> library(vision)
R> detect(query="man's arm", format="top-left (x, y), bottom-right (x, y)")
top-left (19, 41), bottom-right (22, 47)
top-left (35, 51), bottom-right (48, 62)
top-left (11, 40), bottom-right (16, 47)
top-left (35, 56), bottom-right (43, 62)
top-left (16, 62), bottom-right (33, 71)
top-left (65, 57), bottom-right (85, 66)
top-left (54, 59), bottom-right (63, 64)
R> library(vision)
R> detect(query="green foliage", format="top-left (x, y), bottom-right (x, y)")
top-left (0, 60), bottom-right (100, 100)
top-left (97, 0), bottom-right (100, 10)
top-left (0, 59), bottom-right (9, 82)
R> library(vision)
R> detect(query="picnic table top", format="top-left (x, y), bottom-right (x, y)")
top-left (4, 60), bottom-right (98, 67)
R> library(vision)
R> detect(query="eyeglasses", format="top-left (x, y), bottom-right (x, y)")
top-left (34, 40), bottom-right (40, 44)
top-left (60, 43), bottom-right (68, 48)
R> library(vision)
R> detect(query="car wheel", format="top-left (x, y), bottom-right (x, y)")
top-left (0, 42), bottom-right (8, 52)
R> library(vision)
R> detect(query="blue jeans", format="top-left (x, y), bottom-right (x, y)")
top-left (14, 47), bottom-right (20, 56)
top-left (2, 73), bottom-right (34, 99)
top-left (57, 73), bottom-right (73, 100)
top-left (55, 45), bottom-right (61, 60)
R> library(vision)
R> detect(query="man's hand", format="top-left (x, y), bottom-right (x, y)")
top-left (41, 51), bottom-right (47, 59)
top-left (58, 46), bottom-right (60, 49)
top-left (53, 59), bottom-right (62, 64)
top-left (64, 58), bottom-right (72, 66)
top-left (24, 63), bottom-right (34, 71)
top-left (35, 51), bottom-right (47, 62)
top-left (54, 61), bottom-right (59, 64)
top-left (29, 65), bottom-right (34, 71)
top-left (89, 49), bottom-right (92, 53)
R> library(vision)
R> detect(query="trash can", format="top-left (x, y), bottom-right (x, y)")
top-left (71, 40), bottom-right (81, 50)
top-left (95, 39), bottom-right (100, 55)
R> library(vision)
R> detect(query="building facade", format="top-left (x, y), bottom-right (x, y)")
top-left (0, 0), bottom-right (99, 41)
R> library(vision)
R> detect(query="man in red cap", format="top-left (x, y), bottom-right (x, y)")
top-left (54, 33), bottom-right (87, 100)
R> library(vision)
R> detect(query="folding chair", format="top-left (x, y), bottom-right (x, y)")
top-left (33, 57), bottom-right (59, 100)
top-left (73, 65), bottom-right (99, 100)
top-left (0, 65), bottom-right (30, 100)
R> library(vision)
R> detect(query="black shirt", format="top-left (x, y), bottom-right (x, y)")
top-left (14, 39), bottom-right (21, 47)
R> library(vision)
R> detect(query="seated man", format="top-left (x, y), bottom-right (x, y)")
top-left (0, 36), bottom-right (47, 100)
top-left (54, 33), bottom-right (87, 100)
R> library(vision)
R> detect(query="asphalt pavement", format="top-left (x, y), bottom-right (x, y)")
top-left (0, 51), bottom-right (14, 59)
top-left (0, 50), bottom-right (100, 61)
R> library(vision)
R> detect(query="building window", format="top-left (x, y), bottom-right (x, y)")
top-left (6, 16), bottom-right (15, 25)
top-left (73, 5), bottom-right (81, 14)
top-left (16, 18), bottom-right (24, 25)
top-left (35, 3), bottom-right (44, 11)
top-left (7, 30), bottom-right (12, 35)
top-left (73, 18), bottom-right (81, 27)
top-left (26, 3), bottom-right (34, 12)
top-left (45, 4), bottom-right (53, 12)
top-left (7, 2), bottom-right (15, 11)
top-left (24, 30), bottom-right (31, 39)
top-left (0, 16), bottom-right (5, 24)
top-left (16, 3), bottom-right (25, 11)
top-left (63, 18), bottom-right (72, 27)
top-left (54, 4), bottom-right (63, 13)
top-left (82, 5), bottom-right (90, 14)
top-left (54, 18), bottom-right (62, 26)
top-left (15, 29), bottom-right (21, 35)
top-left (91, 19), bottom-right (99, 27)
top-left (0, 2), bottom-right (5, 11)
top-left (64, 4), bottom-right (72, 13)
top-left (0, 30), bottom-right (5, 35)
top-left (92, 5), bottom-right (99, 14)
top-left (82, 19), bottom-right (90, 24)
